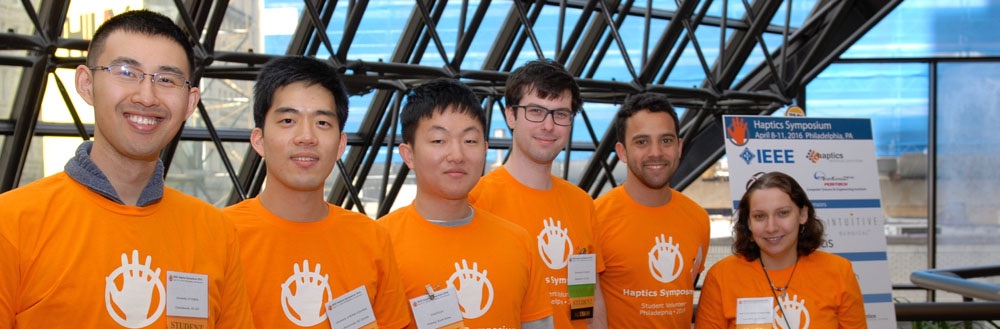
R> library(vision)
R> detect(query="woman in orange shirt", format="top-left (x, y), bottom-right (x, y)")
top-left (695, 172), bottom-right (866, 329)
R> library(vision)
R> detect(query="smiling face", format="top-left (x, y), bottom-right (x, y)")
top-left (401, 107), bottom-right (487, 203)
top-left (616, 109), bottom-right (682, 190)
top-left (505, 89), bottom-right (573, 166)
top-left (748, 187), bottom-right (809, 266)
top-left (251, 82), bottom-right (346, 194)
top-left (76, 31), bottom-right (199, 163)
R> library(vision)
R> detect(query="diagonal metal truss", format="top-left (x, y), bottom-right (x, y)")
top-left (0, 0), bottom-right (901, 213)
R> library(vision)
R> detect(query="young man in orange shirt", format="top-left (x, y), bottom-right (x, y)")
top-left (224, 56), bottom-right (409, 328)
top-left (593, 93), bottom-right (710, 328)
top-left (377, 78), bottom-right (553, 329)
top-left (0, 10), bottom-right (253, 328)
top-left (469, 59), bottom-right (605, 328)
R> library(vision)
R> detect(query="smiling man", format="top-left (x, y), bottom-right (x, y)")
top-left (223, 56), bottom-right (409, 329)
top-left (377, 78), bottom-right (553, 329)
top-left (593, 93), bottom-right (710, 328)
top-left (469, 59), bottom-right (605, 328)
top-left (0, 10), bottom-right (253, 328)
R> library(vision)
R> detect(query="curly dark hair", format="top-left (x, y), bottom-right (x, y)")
top-left (612, 92), bottom-right (679, 145)
top-left (732, 171), bottom-right (825, 261)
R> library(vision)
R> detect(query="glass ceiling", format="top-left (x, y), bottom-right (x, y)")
top-left (0, 0), bottom-right (904, 212)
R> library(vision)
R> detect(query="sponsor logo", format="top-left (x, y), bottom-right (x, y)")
top-left (806, 149), bottom-right (845, 163)
top-left (812, 171), bottom-right (854, 186)
top-left (726, 117), bottom-right (750, 146)
top-left (740, 148), bottom-right (795, 165)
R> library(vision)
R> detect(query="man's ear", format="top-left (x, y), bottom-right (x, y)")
top-left (504, 106), bottom-right (516, 130)
top-left (75, 65), bottom-right (95, 106)
top-left (399, 142), bottom-right (415, 170)
top-left (615, 142), bottom-right (628, 163)
top-left (184, 86), bottom-right (201, 120)
top-left (250, 128), bottom-right (266, 158)
top-left (336, 131), bottom-right (347, 159)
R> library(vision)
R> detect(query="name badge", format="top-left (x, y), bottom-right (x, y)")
top-left (166, 271), bottom-right (209, 328)
top-left (568, 254), bottom-right (597, 320)
top-left (409, 286), bottom-right (465, 329)
top-left (326, 285), bottom-right (377, 329)
top-left (736, 297), bottom-right (773, 329)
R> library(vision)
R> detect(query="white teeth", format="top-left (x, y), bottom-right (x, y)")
top-left (127, 114), bottom-right (158, 126)
top-left (292, 157), bottom-right (316, 161)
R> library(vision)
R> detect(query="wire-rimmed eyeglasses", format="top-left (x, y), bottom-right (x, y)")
top-left (90, 64), bottom-right (192, 89)
top-left (512, 105), bottom-right (575, 126)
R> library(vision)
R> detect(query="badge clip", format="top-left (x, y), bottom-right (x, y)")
top-left (425, 284), bottom-right (436, 300)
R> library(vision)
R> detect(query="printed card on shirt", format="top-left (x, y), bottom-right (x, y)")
top-left (410, 286), bottom-right (465, 329)
top-left (166, 271), bottom-right (209, 328)
top-left (568, 254), bottom-right (597, 320)
top-left (326, 285), bottom-right (378, 329)
top-left (736, 297), bottom-right (773, 329)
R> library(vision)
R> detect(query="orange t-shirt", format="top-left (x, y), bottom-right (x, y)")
top-left (0, 172), bottom-right (253, 328)
top-left (695, 251), bottom-right (867, 329)
top-left (469, 167), bottom-right (604, 329)
top-left (376, 204), bottom-right (552, 329)
top-left (224, 198), bottom-right (409, 329)
top-left (593, 186), bottom-right (710, 328)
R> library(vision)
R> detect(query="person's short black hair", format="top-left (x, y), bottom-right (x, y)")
top-left (401, 78), bottom-right (486, 144)
top-left (253, 56), bottom-right (349, 131)
top-left (613, 93), bottom-right (680, 144)
top-left (505, 59), bottom-right (581, 118)
top-left (732, 171), bottom-right (825, 261)
top-left (88, 10), bottom-right (195, 76)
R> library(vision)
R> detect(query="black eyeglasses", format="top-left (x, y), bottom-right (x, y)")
top-left (512, 105), bottom-right (575, 126)
top-left (90, 64), bottom-right (191, 89)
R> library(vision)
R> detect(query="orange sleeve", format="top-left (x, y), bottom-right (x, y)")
top-left (213, 216), bottom-right (256, 328)
top-left (694, 262), bottom-right (729, 329)
top-left (0, 227), bottom-right (14, 329)
top-left (586, 202), bottom-right (606, 274)
top-left (838, 261), bottom-right (867, 329)
top-left (467, 179), bottom-right (485, 205)
top-left (0, 189), bottom-right (23, 329)
top-left (520, 239), bottom-right (555, 323)
top-left (372, 230), bottom-right (412, 329)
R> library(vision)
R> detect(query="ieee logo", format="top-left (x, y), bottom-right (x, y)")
top-left (741, 148), bottom-right (795, 165)
top-left (740, 148), bottom-right (755, 164)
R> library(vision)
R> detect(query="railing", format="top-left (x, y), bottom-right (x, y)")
top-left (902, 265), bottom-right (1000, 322)
top-left (896, 302), bottom-right (1000, 321)
top-left (911, 265), bottom-right (1000, 301)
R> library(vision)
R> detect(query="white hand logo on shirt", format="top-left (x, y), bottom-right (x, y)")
top-left (648, 234), bottom-right (684, 283)
top-left (104, 250), bottom-right (165, 328)
top-left (281, 260), bottom-right (333, 326)
top-left (537, 218), bottom-right (573, 270)
top-left (447, 259), bottom-right (494, 319)
top-left (774, 294), bottom-right (810, 329)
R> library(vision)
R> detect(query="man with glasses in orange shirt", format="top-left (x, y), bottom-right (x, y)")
top-left (470, 59), bottom-right (606, 329)
top-left (0, 10), bottom-right (253, 328)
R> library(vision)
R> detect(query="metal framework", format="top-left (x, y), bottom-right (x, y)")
top-left (0, 0), bottom-right (901, 214)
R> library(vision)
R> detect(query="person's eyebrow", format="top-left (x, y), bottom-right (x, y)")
top-left (108, 57), bottom-right (140, 67)
top-left (313, 109), bottom-right (338, 120)
top-left (273, 107), bottom-right (302, 115)
top-left (107, 57), bottom-right (186, 76)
